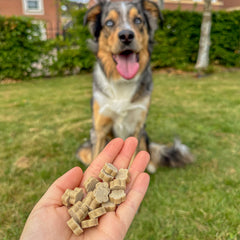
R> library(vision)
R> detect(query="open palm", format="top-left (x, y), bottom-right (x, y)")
top-left (20, 137), bottom-right (150, 240)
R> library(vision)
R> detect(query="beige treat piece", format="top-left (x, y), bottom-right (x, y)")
top-left (99, 169), bottom-right (114, 182)
top-left (62, 189), bottom-right (72, 207)
top-left (95, 181), bottom-right (109, 189)
top-left (88, 198), bottom-right (100, 210)
top-left (110, 179), bottom-right (126, 191)
top-left (69, 187), bottom-right (84, 205)
top-left (93, 186), bottom-right (110, 203)
top-left (116, 168), bottom-right (130, 183)
top-left (102, 201), bottom-right (116, 212)
top-left (67, 218), bottom-right (83, 236)
top-left (72, 208), bottom-right (88, 223)
top-left (103, 163), bottom-right (118, 177)
top-left (88, 206), bottom-right (106, 219)
top-left (84, 177), bottom-right (99, 192)
top-left (109, 190), bottom-right (126, 204)
top-left (81, 218), bottom-right (98, 229)
top-left (68, 201), bottom-right (82, 217)
top-left (82, 191), bottom-right (94, 208)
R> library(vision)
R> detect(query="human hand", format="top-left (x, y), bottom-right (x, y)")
top-left (20, 137), bottom-right (150, 240)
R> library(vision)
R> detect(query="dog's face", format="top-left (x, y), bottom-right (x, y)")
top-left (85, 0), bottom-right (161, 80)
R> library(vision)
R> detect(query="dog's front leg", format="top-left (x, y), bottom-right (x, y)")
top-left (91, 101), bottom-right (113, 160)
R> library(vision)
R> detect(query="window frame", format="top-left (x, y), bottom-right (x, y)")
top-left (22, 0), bottom-right (44, 15)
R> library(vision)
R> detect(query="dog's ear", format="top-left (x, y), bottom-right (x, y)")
top-left (84, 4), bottom-right (102, 40)
top-left (142, 0), bottom-right (163, 36)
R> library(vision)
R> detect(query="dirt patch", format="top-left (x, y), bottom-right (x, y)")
top-left (1, 79), bottom-right (21, 84)
top-left (14, 156), bottom-right (30, 169)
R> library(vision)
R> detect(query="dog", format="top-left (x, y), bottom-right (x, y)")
top-left (77, 0), bottom-right (194, 173)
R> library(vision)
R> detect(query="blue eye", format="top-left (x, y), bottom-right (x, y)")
top-left (134, 17), bottom-right (142, 24)
top-left (105, 20), bottom-right (114, 27)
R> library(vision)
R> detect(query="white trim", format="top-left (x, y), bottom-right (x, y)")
top-left (22, 0), bottom-right (44, 15)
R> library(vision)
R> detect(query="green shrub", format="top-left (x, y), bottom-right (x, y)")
top-left (48, 8), bottom-right (95, 75)
top-left (0, 16), bottom-right (44, 80)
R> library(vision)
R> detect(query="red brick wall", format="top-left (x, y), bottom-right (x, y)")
top-left (0, 0), bottom-right (60, 38)
top-left (223, 0), bottom-right (240, 9)
top-left (164, 2), bottom-right (223, 11)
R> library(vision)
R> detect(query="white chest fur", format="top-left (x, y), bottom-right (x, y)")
top-left (94, 64), bottom-right (150, 139)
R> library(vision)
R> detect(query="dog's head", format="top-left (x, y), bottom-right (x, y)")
top-left (84, 0), bottom-right (162, 80)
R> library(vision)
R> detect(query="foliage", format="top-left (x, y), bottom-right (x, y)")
top-left (0, 9), bottom-right (240, 80)
top-left (0, 16), bottom-right (44, 80)
top-left (153, 10), bottom-right (240, 69)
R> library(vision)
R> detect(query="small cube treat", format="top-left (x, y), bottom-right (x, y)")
top-left (116, 168), bottom-right (130, 183)
top-left (102, 201), bottom-right (116, 212)
top-left (67, 218), bottom-right (83, 236)
top-left (103, 163), bottom-right (118, 177)
top-left (88, 206), bottom-right (106, 219)
top-left (62, 163), bottom-right (130, 236)
top-left (69, 187), bottom-right (84, 205)
top-left (110, 179), bottom-right (126, 191)
top-left (98, 169), bottom-right (114, 182)
top-left (81, 218), bottom-right (98, 229)
top-left (84, 177), bottom-right (99, 192)
top-left (109, 190), bottom-right (126, 204)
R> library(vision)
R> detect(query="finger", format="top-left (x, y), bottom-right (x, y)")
top-left (37, 167), bottom-right (83, 207)
top-left (113, 137), bottom-right (138, 169)
top-left (116, 172), bottom-right (150, 229)
top-left (127, 151), bottom-right (150, 193)
top-left (81, 138), bottom-right (124, 185)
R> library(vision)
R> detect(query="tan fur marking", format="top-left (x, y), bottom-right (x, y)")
top-left (92, 101), bottom-right (113, 159)
top-left (143, 1), bottom-right (159, 19)
top-left (93, 101), bottom-right (113, 131)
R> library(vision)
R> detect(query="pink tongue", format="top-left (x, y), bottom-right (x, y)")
top-left (115, 53), bottom-right (139, 80)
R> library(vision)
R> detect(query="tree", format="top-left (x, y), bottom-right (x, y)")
top-left (195, 0), bottom-right (212, 72)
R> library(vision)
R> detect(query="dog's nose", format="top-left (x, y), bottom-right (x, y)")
top-left (118, 30), bottom-right (135, 44)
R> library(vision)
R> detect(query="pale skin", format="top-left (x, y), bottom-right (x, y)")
top-left (20, 137), bottom-right (150, 240)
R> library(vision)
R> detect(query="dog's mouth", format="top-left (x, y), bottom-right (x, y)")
top-left (113, 50), bottom-right (140, 80)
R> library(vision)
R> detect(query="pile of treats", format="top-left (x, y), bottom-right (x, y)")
top-left (61, 163), bottom-right (130, 236)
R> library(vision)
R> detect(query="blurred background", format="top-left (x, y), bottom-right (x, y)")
top-left (1, 1), bottom-right (240, 239)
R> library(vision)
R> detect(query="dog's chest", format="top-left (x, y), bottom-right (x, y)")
top-left (94, 65), bottom-right (149, 139)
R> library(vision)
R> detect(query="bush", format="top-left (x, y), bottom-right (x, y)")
top-left (0, 16), bottom-right (44, 80)
top-left (48, 8), bottom-right (95, 75)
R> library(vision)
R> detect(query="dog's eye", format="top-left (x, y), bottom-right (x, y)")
top-left (134, 17), bottom-right (142, 25)
top-left (105, 20), bottom-right (114, 27)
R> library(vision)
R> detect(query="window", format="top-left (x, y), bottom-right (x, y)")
top-left (22, 0), bottom-right (44, 15)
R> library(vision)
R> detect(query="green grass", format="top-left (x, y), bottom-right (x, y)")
top-left (0, 71), bottom-right (240, 239)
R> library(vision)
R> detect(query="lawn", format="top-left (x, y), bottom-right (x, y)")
top-left (0, 71), bottom-right (240, 240)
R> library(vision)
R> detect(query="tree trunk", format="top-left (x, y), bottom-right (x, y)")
top-left (195, 0), bottom-right (212, 71)
top-left (158, 0), bottom-right (164, 9)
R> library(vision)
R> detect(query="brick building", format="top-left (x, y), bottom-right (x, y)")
top-left (0, 0), bottom-right (60, 39)
top-left (164, 0), bottom-right (240, 11)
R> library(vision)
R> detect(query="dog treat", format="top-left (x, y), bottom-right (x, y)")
top-left (74, 208), bottom-right (89, 223)
top-left (116, 168), bottom-right (130, 183)
top-left (68, 201), bottom-right (82, 217)
top-left (95, 181), bottom-right (109, 189)
top-left (109, 190), bottom-right (126, 204)
top-left (67, 218), bottom-right (83, 236)
top-left (84, 176), bottom-right (99, 192)
top-left (81, 218), bottom-right (98, 229)
top-left (89, 198), bottom-right (101, 210)
top-left (102, 201), bottom-right (116, 212)
top-left (62, 189), bottom-right (72, 207)
top-left (69, 187), bottom-right (84, 205)
top-left (63, 163), bottom-right (131, 236)
top-left (89, 206), bottom-right (106, 219)
top-left (110, 179), bottom-right (126, 191)
top-left (103, 163), bottom-right (118, 177)
top-left (82, 191), bottom-right (94, 207)
top-left (99, 169), bottom-right (114, 182)
top-left (93, 186), bottom-right (110, 203)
